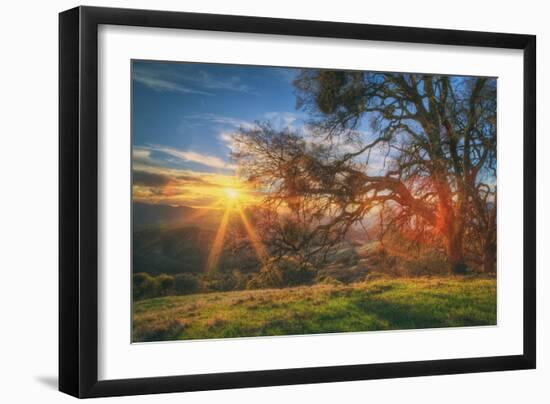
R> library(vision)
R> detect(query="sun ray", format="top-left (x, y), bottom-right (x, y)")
top-left (205, 208), bottom-right (230, 275)
top-left (200, 179), bottom-right (265, 275)
top-left (238, 207), bottom-right (268, 265)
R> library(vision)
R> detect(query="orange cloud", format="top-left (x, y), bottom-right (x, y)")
top-left (132, 166), bottom-right (259, 209)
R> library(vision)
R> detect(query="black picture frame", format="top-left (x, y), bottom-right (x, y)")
top-left (59, 5), bottom-right (536, 398)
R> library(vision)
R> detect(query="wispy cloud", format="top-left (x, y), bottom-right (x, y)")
top-left (133, 170), bottom-right (210, 187)
top-left (133, 63), bottom-right (254, 96)
top-left (188, 70), bottom-right (252, 93)
top-left (269, 67), bottom-right (300, 84)
top-left (134, 70), bottom-right (214, 95)
top-left (133, 170), bottom-right (173, 187)
top-left (186, 112), bottom-right (304, 135)
top-left (131, 165), bottom-right (254, 208)
top-left (138, 145), bottom-right (236, 171)
top-left (263, 111), bottom-right (304, 130)
top-left (211, 112), bottom-right (305, 149)
top-left (133, 148), bottom-right (155, 164)
top-left (185, 113), bottom-right (257, 130)
top-left (133, 69), bottom-right (214, 96)
top-left (162, 148), bottom-right (235, 170)
top-left (218, 131), bottom-right (236, 144)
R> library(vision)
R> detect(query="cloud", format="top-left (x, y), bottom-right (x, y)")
top-left (143, 145), bottom-right (236, 171)
top-left (186, 113), bottom-right (307, 148)
top-left (176, 174), bottom-right (208, 184)
top-left (133, 171), bottom-right (172, 187)
top-left (133, 148), bottom-right (164, 168)
top-left (189, 70), bottom-right (252, 93)
top-left (133, 148), bottom-right (152, 161)
top-left (264, 111), bottom-right (304, 130)
top-left (133, 69), bottom-right (214, 96)
top-left (218, 131), bottom-right (235, 144)
top-left (133, 63), bottom-right (254, 95)
top-left (217, 130), bottom-right (246, 151)
top-left (269, 67), bottom-right (300, 84)
top-left (186, 113), bottom-right (256, 130)
top-left (133, 168), bottom-right (212, 188)
top-left (131, 165), bottom-right (255, 208)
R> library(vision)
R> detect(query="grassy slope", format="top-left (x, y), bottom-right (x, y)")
top-left (132, 276), bottom-right (496, 342)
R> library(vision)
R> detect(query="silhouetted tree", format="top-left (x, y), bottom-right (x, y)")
top-left (233, 71), bottom-right (496, 274)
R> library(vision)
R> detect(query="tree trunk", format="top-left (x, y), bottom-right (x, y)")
top-left (482, 239), bottom-right (496, 274)
top-left (437, 183), bottom-right (467, 275)
top-left (482, 207), bottom-right (497, 274)
top-left (447, 230), bottom-right (467, 275)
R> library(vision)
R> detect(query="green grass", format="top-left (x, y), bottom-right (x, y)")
top-left (132, 276), bottom-right (496, 342)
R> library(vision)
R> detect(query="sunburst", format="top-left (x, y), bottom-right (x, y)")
top-left (224, 187), bottom-right (240, 201)
top-left (204, 182), bottom-right (267, 274)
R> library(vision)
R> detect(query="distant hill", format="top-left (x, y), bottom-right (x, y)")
top-left (132, 203), bottom-right (261, 276)
top-left (133, 226), bottom-right (215, 275)
top-left (131, 203), bottom-right (375, 277)
top-left (133, 203), bottom-right (225, 275)
top-left (133, 202), bottom-right (197, 229)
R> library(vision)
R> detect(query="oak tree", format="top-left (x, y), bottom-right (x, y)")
top-left (233, 71), bottom-right (497, 274)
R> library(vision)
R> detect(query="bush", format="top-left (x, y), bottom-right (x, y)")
top-left (231, 270), bottom-right (250, 290)
top-left (174, 273), bottom-right (200, 295)
top-left (401, 251), bottom-right (449, 277)
top-left (203, 273), bottom-right (237, 292)
top-left (133, 272), bottom-right (157, 300)
top-left (316, 275), bottom-right (343, 286)
top-left (249, 256), bottom-right (316, 289)
top-left (363, 272), bottom-right (391, 282)
top-left (155, 273), bottom-right (175, 296)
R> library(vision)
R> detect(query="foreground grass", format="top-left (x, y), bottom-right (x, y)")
top-left (132, 276), bottom-right (496, 342)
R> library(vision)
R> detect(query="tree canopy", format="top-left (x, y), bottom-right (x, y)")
top-left (233, 70), bottom-right (497, 274)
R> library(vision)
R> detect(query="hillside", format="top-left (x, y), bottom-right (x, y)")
top-left (133, 226), bottom-right (215, 275)
top-left (133, 203), bottom-right (230, 275)
top-left (133, 202), bottom-right (197, 229)
top-left (132, 276), bottom-right (497, 342)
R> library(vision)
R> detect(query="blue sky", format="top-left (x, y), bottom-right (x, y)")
top-left (131, 60), bottom-right (308, 207)
top-left (132, 60), bottom-right (306, 174)
top-left (131, 61), bottom-right (496, 209)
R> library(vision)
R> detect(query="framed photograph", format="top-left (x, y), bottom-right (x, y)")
top-left (59, 6), bottom-right (536, 398)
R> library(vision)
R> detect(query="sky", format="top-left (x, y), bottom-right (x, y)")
top-left (131, 61), bottom-right (496, 209)
top-left (132, 60), bottom-right (306, 208)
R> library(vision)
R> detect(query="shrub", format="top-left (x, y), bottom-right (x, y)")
top-left (133, 272), bottom-right (157, 300)
top-left (250, 256), bottom-right (316, 289)
top-left (203, 273), bottom-right (237, 292)
top-left (402, 251), bottom-right (449, 277)
top-left (174, 273), bottom-right (200, 295)
top-left (155, 273), bottom-right (175, 296)
top-left (363, 272), bottom-right (391, 282)
top-left (231, 269), bottom-right (250, 290)
top-left (316, 275), bottom-right (343, 286)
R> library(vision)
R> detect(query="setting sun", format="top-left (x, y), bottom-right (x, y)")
top-left (224, 187), bottom-right (240, 201)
